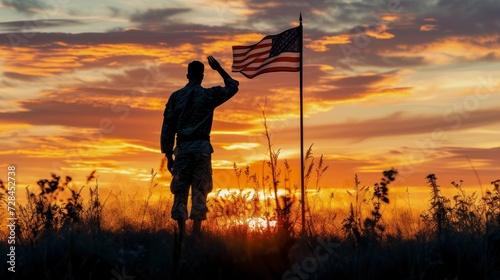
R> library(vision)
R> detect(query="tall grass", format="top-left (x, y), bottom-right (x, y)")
top-left (1, 167), bottom-right (500, 279)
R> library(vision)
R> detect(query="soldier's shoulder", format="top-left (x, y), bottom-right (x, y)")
top-left (171, 87), bottom-right (186, 95)
top-left (169, 87), bottom-right (188, 99)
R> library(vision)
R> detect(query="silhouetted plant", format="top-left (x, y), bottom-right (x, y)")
top-left (259, 102), bottom-right (282, 214)
top-left (0, 179), bottom-right (4, 198)
top-left (18, 173), bottom-right (84, 241)
top-left (302, 144), bottom-right (330, 236)
top-left (482, 179), bottom-right (500, 232)
top-left (259, 101), bottom-right (299, 237)
top-left (277, 189), bottom-right (297, 237)
top-left (363, 168), bottom-right (397, 242)
top-left (140, 169), bottom-right (159, 231)
top-left (303, 143), bottom-right (315, 190)
top-left (421, 174), bottom-right (452, 240)
top-left (342, 169), bottom-right (397, 245)
top-left (0, 180), bottom-right (5, 222)
top-left (315, 154), bottom-right (329, 192)
top-left (341, 174), bottom-right (368, 245)
top-left (449, 180), bottom-right (481, 234)
top-left (83, 170), bottom-right (107, 235)
top-left (342, 203), bottom-right (362, 245)
top-left (6, 168), bottom-right (500, 279)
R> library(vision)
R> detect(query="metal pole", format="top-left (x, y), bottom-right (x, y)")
top-left (299, 13), bottom-right (305, 236)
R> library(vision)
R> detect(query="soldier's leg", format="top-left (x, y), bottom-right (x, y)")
top-left (177, 220), bottom-right (186, 239)
top-left (190, 153), bottom-right (213, 235)
top-left (192, 219), bottom-right (201, 238)
top-left (170, 153), bottom-right (193, 230)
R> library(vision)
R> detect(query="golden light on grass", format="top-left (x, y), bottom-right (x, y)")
top-left (244, 217), bottom-right (277, 231)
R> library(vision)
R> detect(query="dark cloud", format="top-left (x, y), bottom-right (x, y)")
top-left (98, 63), bottom-right (179, 91)
top-left (35, 63), bottom-right (183, 100)
top-left (391, 145), bottom-right (500, 184)
top-left (1, 0), bottom-right (50, 14)
top-left (0, 96), bottom-right (255, 150)
top-left (301, 67), bottom-right (411, 101)
top-left (347, 53), bottom-right (426, 68)
top-left (270, 0), bottom-right (500, 70)
top-left (0, 30), bottom-right (166, 47)
top-left (305, 108), bottom-right (500, 142)
top-left (130, 8), bottom-right (191, 24)
top-left (0, 19), bottom-right (83, 32)
top-left (478, 52), bottom-right (499, 63)
top-left (0, 99), bottom-right (164, 149)
top-left (107, 6), bottom-right (121, 17)
top-left (3, 71), bottom-right (42, 81)
top-left (0, 0), bottom-right (494, 71)
top-left (73, 54), bottom-right (158, 72)
top-left (443, 146), bottom-right (500, 169)
top-left (0, 23), bottom-right (234, 48)
top-left (330, 73), bottom-right (388, 87)
top-left (0, 100), bottom-right (133, 128)
top-left (241, 1), bottom-right (308, 30)
top-left (1, 0), bottom-right (496, 72)
top-left (420, 0), bottom-right (500, 35)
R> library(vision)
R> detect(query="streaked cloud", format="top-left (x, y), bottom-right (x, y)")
top-left (303, 107), bottom-right (500, 142)
top-left (0, 19), bottom-right (84, 32)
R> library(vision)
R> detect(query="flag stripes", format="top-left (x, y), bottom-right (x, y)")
top-left (232, 27), bottom-right (300, 79)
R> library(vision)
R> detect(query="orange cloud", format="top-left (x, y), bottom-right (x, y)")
top-left (381, 15), bottom-right (399, 22)
top-left (390, 35), bottom-right (500, 64)
top-left (307, 35), bottom-right (351, 52)
top-left (0, 43), bottom-right (196, 78)
top-left (365, 24), bottom-right (395, 39)
top-left (419, 24), bottom-right (437, 31)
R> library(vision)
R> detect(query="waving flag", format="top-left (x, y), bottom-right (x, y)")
top-left (232, 15), bottom-right (307, 235)
top-left (232, 26), bottom-right (301, 79)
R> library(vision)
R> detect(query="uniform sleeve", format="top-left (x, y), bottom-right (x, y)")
top-left (160, 95), bottom-right (176, 156)
top-left (210, 77), bottom-right (240, 107)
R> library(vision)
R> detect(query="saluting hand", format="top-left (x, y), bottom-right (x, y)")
top-left (207, 55), bottom-right (221, 71)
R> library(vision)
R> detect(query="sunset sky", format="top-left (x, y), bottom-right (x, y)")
top-left (1, 0), bottom-right (499, 194)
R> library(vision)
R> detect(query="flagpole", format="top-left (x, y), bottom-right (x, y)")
top-left (299, 13), bottom-right (306, 236)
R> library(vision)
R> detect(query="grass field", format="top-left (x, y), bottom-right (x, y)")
top-left (1, 160), bottom-right (499, 280)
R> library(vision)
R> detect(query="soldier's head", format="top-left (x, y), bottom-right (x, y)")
top-left (187, 60), bottom-right (204, 83)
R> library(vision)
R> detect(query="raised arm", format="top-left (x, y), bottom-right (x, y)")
top-left (206, 55), bottom-right (239, 106)
top-left (208, 55), bottom-right (232, 80)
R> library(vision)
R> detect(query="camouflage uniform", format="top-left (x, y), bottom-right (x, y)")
top-left (160, 77), bottom-right (239, 221)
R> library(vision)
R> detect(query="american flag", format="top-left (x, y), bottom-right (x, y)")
top-left (232, 26), bottom-right (301, 79)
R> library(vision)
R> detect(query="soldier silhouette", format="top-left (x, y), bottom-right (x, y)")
top-left (160, 56), bottom-right (239, 240)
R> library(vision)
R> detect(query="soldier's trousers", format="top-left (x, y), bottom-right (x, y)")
top-left (170, 153), bottom-right (213, 221)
